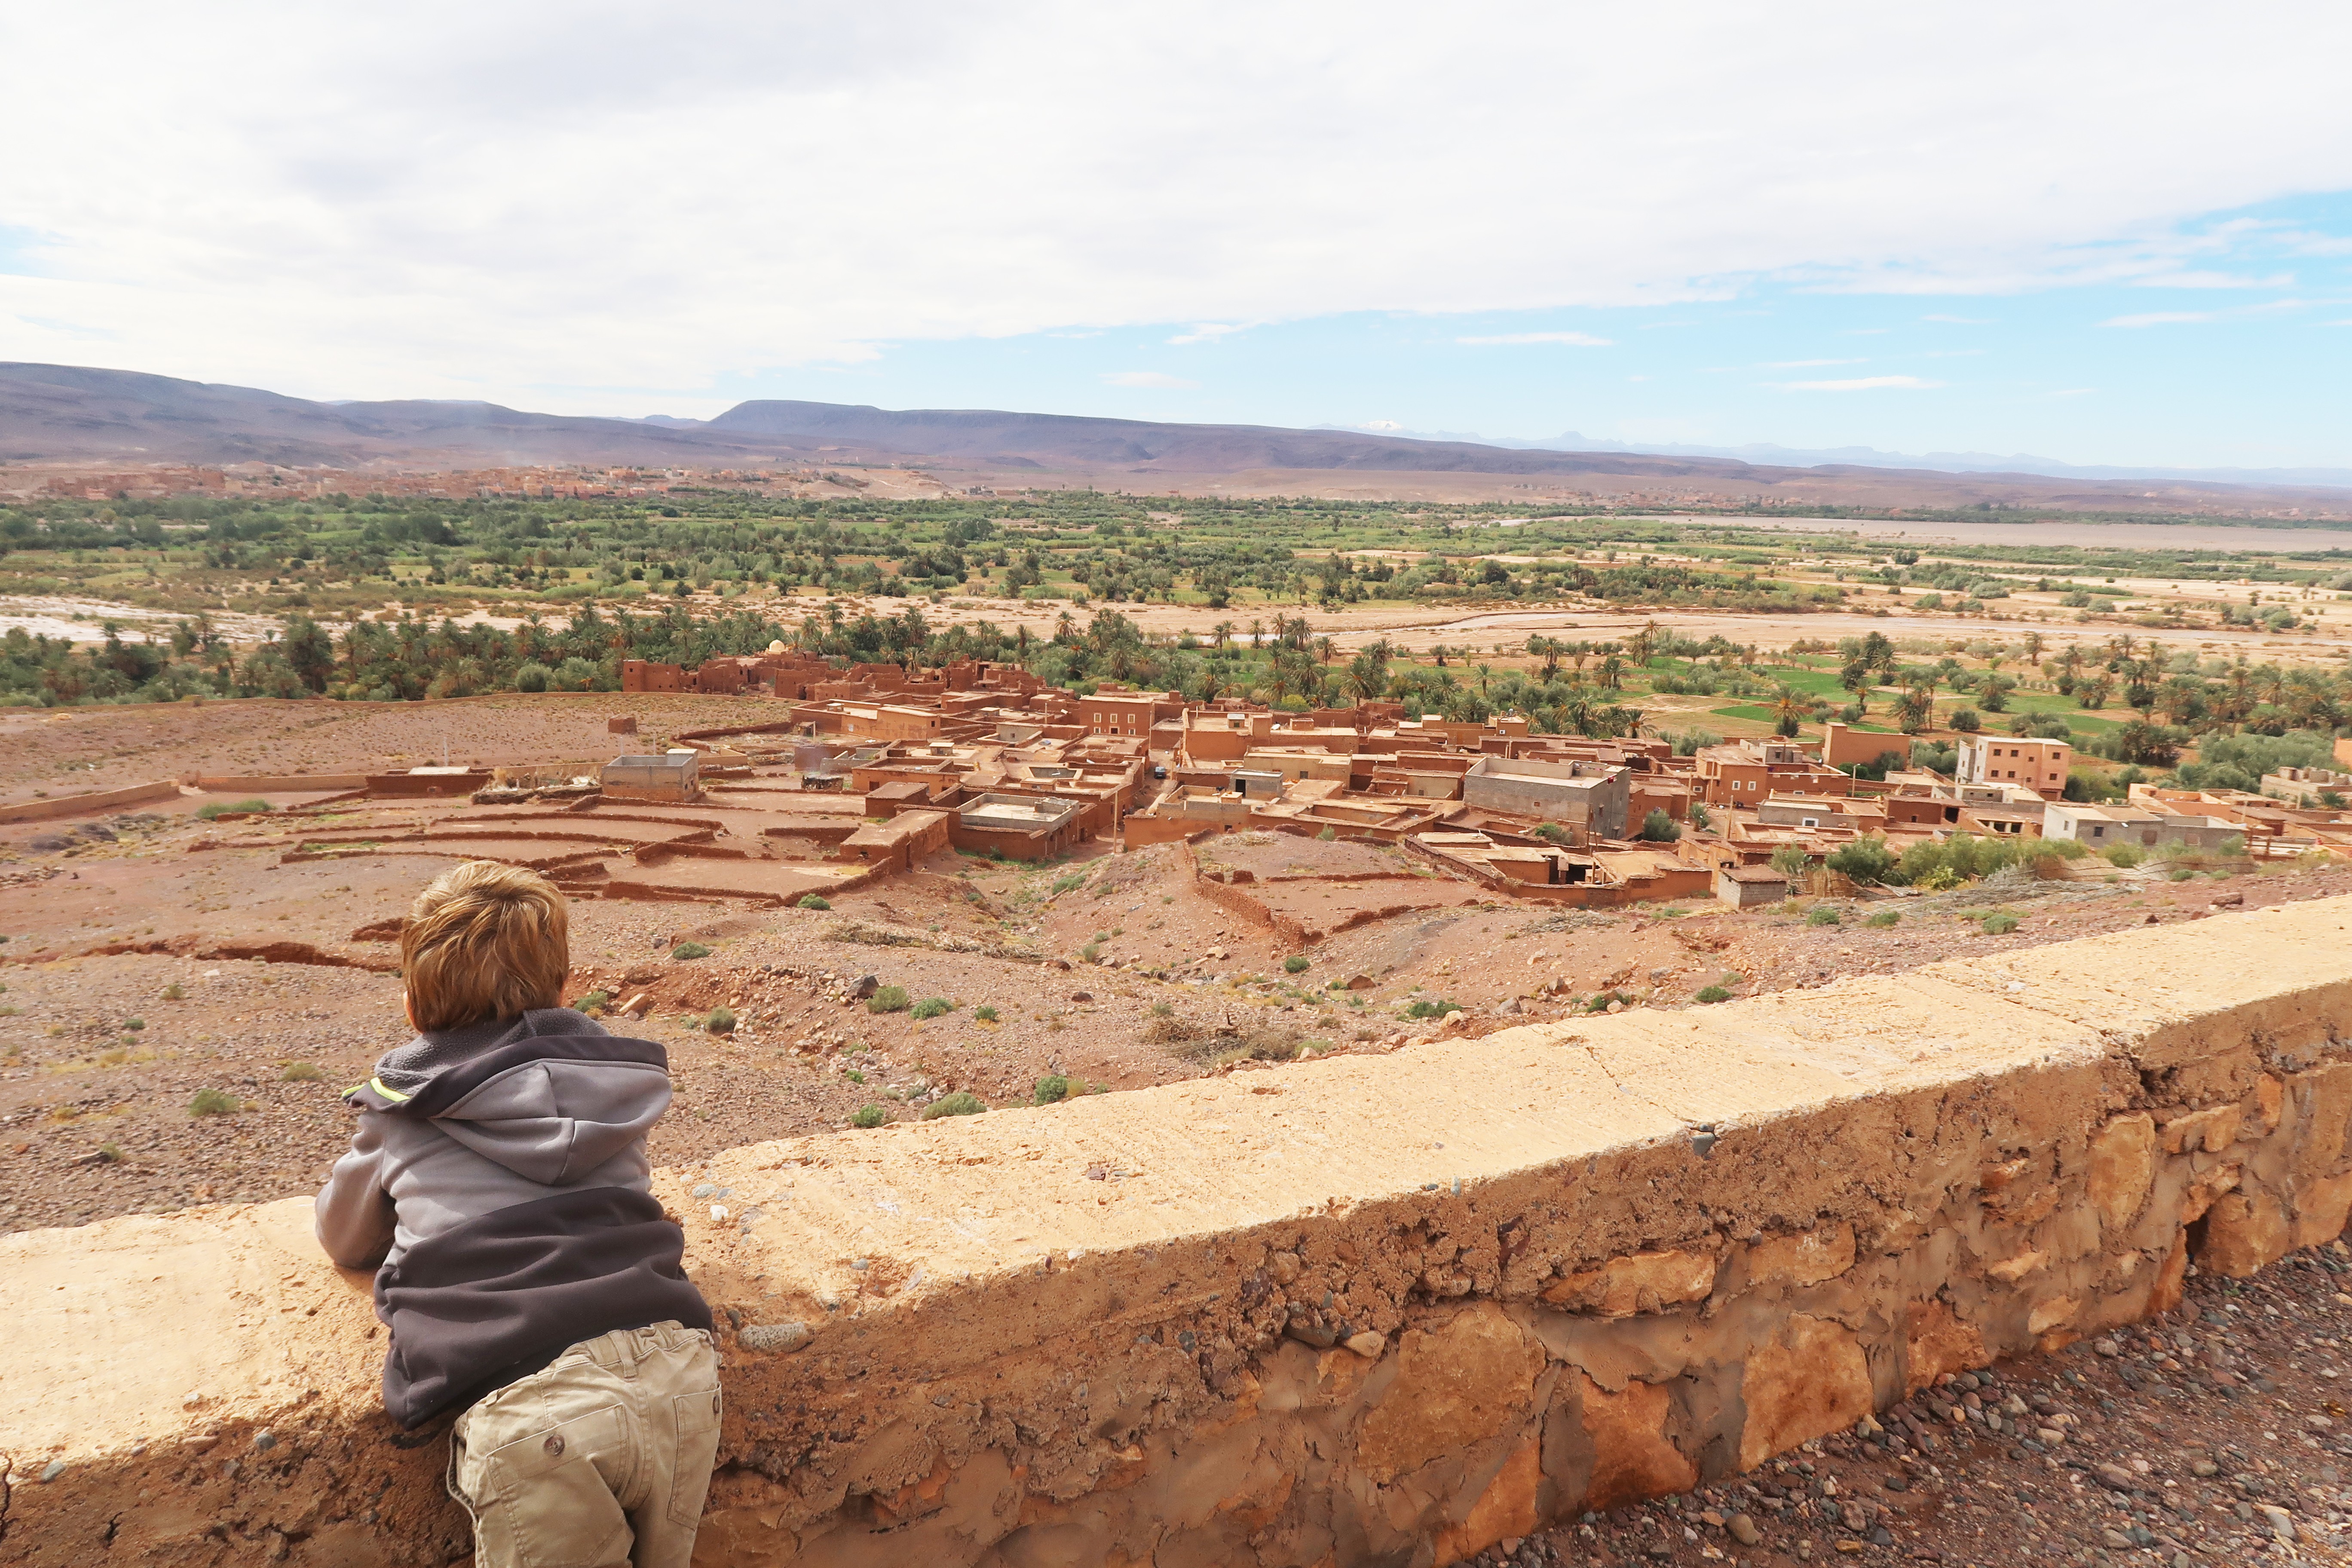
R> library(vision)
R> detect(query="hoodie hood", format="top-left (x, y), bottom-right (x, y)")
top-left (348, 1008), bottom-right (672, 1187)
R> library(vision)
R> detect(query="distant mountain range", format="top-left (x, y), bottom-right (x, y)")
top-left (1324, 425), bottom-right (2352, 489)
top-left (4, 362), bottom-right (2349, 516)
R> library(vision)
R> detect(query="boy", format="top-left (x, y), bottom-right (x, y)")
top-left (315, 861), bottom-right (719, 1568)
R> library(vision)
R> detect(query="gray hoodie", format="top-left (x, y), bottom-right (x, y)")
top-left (315, 1008), bottom-right (711, 1427)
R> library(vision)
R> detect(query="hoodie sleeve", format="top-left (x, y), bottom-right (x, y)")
top-left (314, 1112), bottom-right (398, 1270)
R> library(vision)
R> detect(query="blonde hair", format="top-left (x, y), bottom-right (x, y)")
top-left (401, 861), bottom-right (570, 1032)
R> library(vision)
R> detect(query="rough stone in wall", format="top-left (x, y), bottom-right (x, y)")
top-left (3, 897), bottom-right (2352, 1565)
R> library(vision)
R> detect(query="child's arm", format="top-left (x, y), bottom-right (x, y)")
top-left (314, 1113), bottom-right (397, 1270)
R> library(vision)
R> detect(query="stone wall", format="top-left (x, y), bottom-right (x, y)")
top-left (5, 899), bottom-right (2352, 1566)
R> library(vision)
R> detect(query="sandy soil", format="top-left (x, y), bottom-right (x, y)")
top-left (0, 691), bottom-right (781, 808)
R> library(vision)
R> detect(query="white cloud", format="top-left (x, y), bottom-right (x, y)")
top-left (1167, 322), bottom-right (1249, 345)
top-left (1761, 357), bottom-right (1866, 368)
top-left (1774, 375), bottom-right (1945, 392)
top-left (2100, 311), bottom-right (2215, 328)
top-left (3, 4), bottom-right (2352, 405)
top-left (1101, 371), bottom-right (1198, 389)
top-left (1455, 331), bottom-right (1614, 346)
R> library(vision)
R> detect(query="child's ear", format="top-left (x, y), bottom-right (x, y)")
top-left (403, 992), bottom-right (417, 1031)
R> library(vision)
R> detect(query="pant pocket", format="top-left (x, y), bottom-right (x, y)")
top-left (664, 1384), bottom-right (724, 1528)
top-left (484, 1404), bottom-right (633, 1568)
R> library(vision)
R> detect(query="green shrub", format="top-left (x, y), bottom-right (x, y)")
top-left (573, 990), bottom-right (610, 1014)
top-left (2168, 867), bottom-right (2196, 882)
top-left (797, 894), bottom-right (832, 911)
top-left (196, 799), bottom-right (273, 821)
top-left (922, 1091), bottom-right (986, 1119)
top-left (2102, 844), bottom-right (2145, 868)
top-left (1825, 836), bottom-right (1894, 884)
top-left (1050, 873), bottom-right (1086, 895)
top-left (1079, 941), bottom-right (1102, 963)
top-left (1863, 910), bottom-right (1900, 928)
top-left (122, 1017), bottom-right (144, 1032)
top-left (279, 1062), bottom-right (324, 1082)
top-left (1637, 808), bottom-right (1681, 843)
top-left (1033, 1074), bottom-right (1071, 1105)
top-left (188, 1088), bottom-right (239, 1117)
top-left (161, 982), bottom-right (186, 1001)
top-left (1316, 826), bottom-right (1337, 841)
top-left (1695, 985), bottom-right (1731, 1004)
top-left (514, 661), bottom-right (551, 692)
top-left (670, 941), bottom-right (712, 960)
top-left (706, 1006), bottom-right (737, 1034)
top-left (1982, 912), bottom-right (2020, 934)
top-left (851, 1104), bottom-right (887, 1129)
top-left (910, 997), bottom-right (953, 1020)
top-left (974, 1005), bottom-right (1000, 1023)
top-left (1404, 997), bottom-right (1462, 1020)
top-left (1949, 708), bottom-right (1981, 732)
top-left (1768, 843), bottom-right (1810, 877)
top-left (868, 985), bottom-right (910, 1013)
top-left (1283, 955), bottom-right (1310, 974)
top-left (1805, 906), bottom-right (1841, 927)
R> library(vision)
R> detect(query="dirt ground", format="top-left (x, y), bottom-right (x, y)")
top-left (1487, 1241), bottom-right (2352, 1568)
top-left (7, 750), bottom-right (2349, 1240)
top-left (0, 691), bottom-right (784, 809)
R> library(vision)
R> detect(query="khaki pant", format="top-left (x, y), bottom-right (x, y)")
top-left (447, 1322), bottom-right (722, 1568)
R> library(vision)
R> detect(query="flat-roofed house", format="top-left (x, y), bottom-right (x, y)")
top-left (1460, 756), bottom-right (1629, 840)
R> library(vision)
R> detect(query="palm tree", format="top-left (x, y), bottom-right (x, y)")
top-left (1895, 686), bottom-right (1936, 735)
top-left (1211, 619), bottom-right (1234, 650)
top-left (1767, 683), bottom-right (1811, 737)
top-left (1597, 652), bottom-right (1626, 691)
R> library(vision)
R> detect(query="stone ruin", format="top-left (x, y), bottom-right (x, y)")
top-left (4, 897), bottom-right (2352, 1565)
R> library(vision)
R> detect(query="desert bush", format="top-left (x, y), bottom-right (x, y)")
top-left (1283, 955), bottom-right (1310, 974)
top-left (974, 1004), bottom-right (1000, 1023)
top-left (797, 894), bottom-right (831, 911)
top-left (910, 997), bottom-right (953, 1020)
top-left (851, 1104), bottom-right (886, 1129)
top-left (162, 982), bottom-right (186, 1000)
top-left (573, 989), bottom-right (609, 1014)
top-left (922, 1091), bottom-right (986, 1119)
top-left (1982, 912), bottom-right (2020, 934)
top-left (279, 1062), bottom-right (325, 1082)
top-left (670, 941), bottom-right (712, 960)
top-left (1638, 809), bottom-right (1681, 842)
top-left (1864, 910), bottom-right (1900, 928)
top-left (188, 1088), bottom-right (239, 1117)
top-left (196, 799), bottom-right (273, 820)
top-left (706, 1006), bottom-right (736, 1034)
top-left (1825, 836), bottom-right (1894, 883)
top-left (1033, 1074), bottom-right (1071, 1105)
top-left (2102, 844), bottom-right (2145, 868)
top-left (1403, 997), bottom-right (1461, 1020)
top-left (1695, 985), bottom-right (1731, 1004)
top-left (868, 985), bottom-right (910, 1014)
top-left (1805, 905), bottom-right (1841, 926)
top-left (1316, 826), bottom-right (1337, 841)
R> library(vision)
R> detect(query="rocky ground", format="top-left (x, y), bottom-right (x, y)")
top-left (6, 790), bottom-right (2350, 1237)
top-left (1471, 1240), bottom-right (2352, 1567)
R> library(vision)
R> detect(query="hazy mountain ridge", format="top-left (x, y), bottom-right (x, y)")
top-left (3, 364), bottom-right (2349, 515)
top-left (1326, 425), bottom-right (2352, 487)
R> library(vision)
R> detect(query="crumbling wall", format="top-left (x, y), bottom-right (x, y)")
top-left (4, 899), bottom-right (2352, 1567)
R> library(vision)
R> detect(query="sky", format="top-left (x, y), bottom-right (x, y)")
top-left (5, 3), bottom-right (2352, 470)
